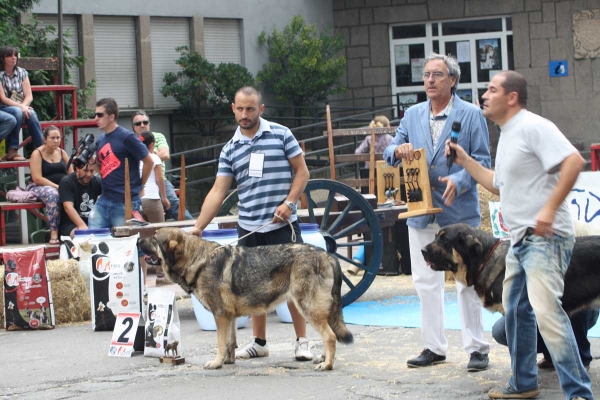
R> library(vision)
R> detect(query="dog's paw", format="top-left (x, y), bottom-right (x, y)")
top-left (203, 360), bottom-right (224, 370)
top-left (312, 354), bottom-right (326, 365)
top-left (313, 361), bottom-right (333, 371)
top-left (224, 356), bottom-right (235, 364)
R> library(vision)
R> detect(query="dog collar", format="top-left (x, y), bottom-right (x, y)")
top-left (477, 239), bottom-right (507, 279)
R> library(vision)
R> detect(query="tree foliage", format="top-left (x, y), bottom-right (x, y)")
top-left (257, 15), bottom-right (346, 108)
top-left (0, 0), bottom-right (95, 124)
top-left (161, 46), bottom-right (257, 134)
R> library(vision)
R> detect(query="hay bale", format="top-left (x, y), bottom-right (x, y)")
top-left (46, 259), bottom-right (91, 324)
top-left (1, 259), bottom-right (91, 328)
top-left (478, 184), bottom-right (500, 234)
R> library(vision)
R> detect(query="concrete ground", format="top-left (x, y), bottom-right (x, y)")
top-left (2, 273), bottom-right (599, 400)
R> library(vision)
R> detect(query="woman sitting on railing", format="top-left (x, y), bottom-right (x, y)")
top-left (28, 126), bottom-right (72, 244)
top-left (0, 45), bottom-right (44, 161)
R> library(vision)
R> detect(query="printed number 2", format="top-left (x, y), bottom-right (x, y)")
top-left (117, 317), bottom-right (134, 343)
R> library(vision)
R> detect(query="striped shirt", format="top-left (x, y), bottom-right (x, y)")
top-left (218, 118), bottom-right (303, 232)
top-left (0, 66), bottom-right (28, 98)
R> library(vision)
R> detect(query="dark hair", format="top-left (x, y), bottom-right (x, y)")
top-left (96, 98), bottom-right (119, 118)
top-left (234, 86), bottom-right (262, 105)
top-left (132, 110), bottom-right (149, 126)
top-left (139, 130), bottom-right (155, 149)
top-left (43, 125), bottom-right (60, 138)
top-left (498, 70), bottom-right (528, 107)
top-left (0, 46), bottom-right (19, 70)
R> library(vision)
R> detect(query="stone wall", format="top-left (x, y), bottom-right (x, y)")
top-left (333, 0), bottom-right (600, 151)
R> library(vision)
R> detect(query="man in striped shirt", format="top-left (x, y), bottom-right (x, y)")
top-left (189, 86), bottom-right (312, 361)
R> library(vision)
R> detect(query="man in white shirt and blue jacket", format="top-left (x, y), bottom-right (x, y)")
top-left (384, 53), bottom-right (491, 372)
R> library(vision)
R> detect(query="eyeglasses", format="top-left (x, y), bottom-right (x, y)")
top-left (94, 112), bottom-right (104, 118)
top-left (134, 120), bottom-right (150, 127)
top-left (422, 71), bottom-right (446, 80)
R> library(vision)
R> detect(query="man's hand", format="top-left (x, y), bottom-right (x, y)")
top-left (394, 143), bottom-right (415, 162)
top-left (438, 176), bottom-right (457, 207)
top-left (272, 203), bottom-right (292, 224)
top-left (534, 205), bottom-right (556, 237)
top-left (445, 140), bottom-right (470, 167)
top-left (188, 227), bottom-right (203, 238)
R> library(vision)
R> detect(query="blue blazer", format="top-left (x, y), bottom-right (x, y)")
top-left (383, 94), bottom-right (491, 229)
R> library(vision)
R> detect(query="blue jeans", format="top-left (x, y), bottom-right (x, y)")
top-left (0, 105), bottom-right (44, 148)
top-left (492, 308), bottom-right (599, 366)
top-left (0, 110), bottom-right (17, 144)
top-left (164, 179), bottom-right (193, 220)
top-left (503, 232), bottom-right (593, 399)
top-left (88, 196), bottom-right (142, 230)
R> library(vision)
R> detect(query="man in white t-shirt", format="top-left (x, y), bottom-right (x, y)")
top-left (446, 70), bottom-right (592, 400)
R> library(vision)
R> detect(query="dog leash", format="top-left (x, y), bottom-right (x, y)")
top-left (476, 239), bottom-right (508, 279)
top-left (212, 216), bottom-right (296, 253)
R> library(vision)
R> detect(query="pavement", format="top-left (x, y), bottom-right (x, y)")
top-left (2, 274), bottom-right (600, 400)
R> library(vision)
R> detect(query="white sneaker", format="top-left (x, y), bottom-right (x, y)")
top-left (294, 337), bottom-right (313, 361)
top-left (235, 337), bottom-right (269, 359)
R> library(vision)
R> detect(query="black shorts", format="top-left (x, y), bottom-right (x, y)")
top-left (237, 220), bottom-right (303, 248)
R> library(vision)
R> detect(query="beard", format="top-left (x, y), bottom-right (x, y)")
top-left (239, 116), bottom-right (259, 130)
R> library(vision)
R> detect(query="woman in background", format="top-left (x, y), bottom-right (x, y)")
top-left (0, 46), bottom-right (44, 161)
top-left (28, 126), bottom-right (72, 244)
top-left (139, 130), bottom-right (170, 285)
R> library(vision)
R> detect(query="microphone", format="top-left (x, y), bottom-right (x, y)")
top-left (446, 121), bottom-right (461, 169)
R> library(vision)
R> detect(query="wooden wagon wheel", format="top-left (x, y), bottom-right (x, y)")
top-left (303, 179), bottom-right (383, 307)
top-left (215, 179), bottom-right (383, 306)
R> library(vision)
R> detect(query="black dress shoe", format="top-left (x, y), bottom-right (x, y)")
top-left (407, 348), bottom-right (446, 368)
top-left (537, 357), bottom-right (554, 370)
top-left (467, 351), bottom-right (489, 372)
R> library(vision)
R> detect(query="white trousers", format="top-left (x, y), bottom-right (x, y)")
top-left (408, 224), bottom-right (490, 357)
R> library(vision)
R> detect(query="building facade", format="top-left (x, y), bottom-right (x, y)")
top-left (31, 0), bottom-right (335, 136)
top-left (332, 0), bottom-right (600, 154)
top-left (31, 0), bottom-right (599, 154)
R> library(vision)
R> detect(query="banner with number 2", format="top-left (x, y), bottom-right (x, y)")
top-left (108, 312), bottom-right (141, 357)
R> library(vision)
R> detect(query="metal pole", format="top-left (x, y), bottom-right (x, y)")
top-left (58, 0), bottom-right (64, 85)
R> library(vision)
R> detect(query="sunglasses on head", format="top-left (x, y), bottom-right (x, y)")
top-left (94, 112), bottom-right (104, 118)
top-left (134, 120), bottom-right (150, 127)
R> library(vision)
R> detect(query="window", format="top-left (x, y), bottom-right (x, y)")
top-left (389, 16), bottom-right (513, 109)
top-left (94, 16), bottom-right (138, 109)
top-left (203, 19), bottom-right (242, 65)
top-left (36, 14), bottom-right (80, 87)
top-left (151, 17), bottom-right (190, 109)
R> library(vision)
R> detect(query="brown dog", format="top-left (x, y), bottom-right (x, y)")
top-left (139, 228), bottom-right (353, 371)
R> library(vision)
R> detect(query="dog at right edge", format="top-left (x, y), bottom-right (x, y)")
top-left (421, 223), bottom-right (600, 316)
top-left (139, 227), bottom-right (353, 371)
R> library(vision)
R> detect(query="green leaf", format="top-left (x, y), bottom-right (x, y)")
top-left (257, 15), bottom-right (346, 108)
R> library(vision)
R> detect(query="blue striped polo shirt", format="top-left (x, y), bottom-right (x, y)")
top-left (218, 118), bottom-right (303, 232)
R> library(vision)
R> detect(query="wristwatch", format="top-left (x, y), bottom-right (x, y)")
top-left (284, 200), bottom-right (295, 211)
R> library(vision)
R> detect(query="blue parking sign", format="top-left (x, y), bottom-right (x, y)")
top-left (549, 60), bottom-right (568, 77)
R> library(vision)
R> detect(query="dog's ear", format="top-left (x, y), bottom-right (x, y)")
top-left (168, 239), bottom-right (179, 252)
top-left (464, 234), bottom-right (483, 259)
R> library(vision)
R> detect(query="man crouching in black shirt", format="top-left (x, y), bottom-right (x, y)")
top-left (59, 158), bottom-right (102, 238)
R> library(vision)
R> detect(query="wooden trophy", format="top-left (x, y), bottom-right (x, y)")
top-left (375, 160), bottom-right (403, 206)
top-left (397, 148), bottom-right (443, 219)
top-left (160, 340), bottom-right (185, 365)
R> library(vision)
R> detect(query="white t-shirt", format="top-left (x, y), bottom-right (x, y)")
top-left (493, 109), bottom-right (577, 244)
top-left (140, 153), bottom-right (161, 200)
